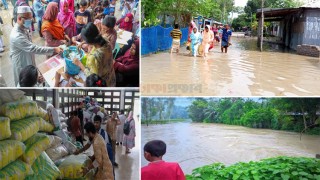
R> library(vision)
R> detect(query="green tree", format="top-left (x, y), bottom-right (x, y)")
top-left (187, 98), bottom-right (208, 122)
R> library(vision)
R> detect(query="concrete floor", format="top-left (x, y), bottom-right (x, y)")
top-left (0, 1), bottom-right (123, 87)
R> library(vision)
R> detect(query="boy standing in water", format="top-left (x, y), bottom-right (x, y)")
top-left (170, 24), bottom-right (182, 54)
top-left (141, 140), bottom-right (186, 180)
top-left (221, 24), bottom-right (232, 53)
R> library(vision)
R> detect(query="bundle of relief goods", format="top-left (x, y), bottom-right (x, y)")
top-left (0, 140), bottom-right (26, 169)
top-left (0, 100), bottom-right (38, 121)
top-left (46, 144), bottom-right (69, 162)
top-left (37, 107), bottom-right (50, 121)
top-left (58, 154), bottom-right (92, 179)
top-left (21, 133), bottom-right (50, 165)
top-left (0, 117), bottom-right (11, 140)
top-left (39, 118), bottom-right (54, 132)
top-left (25, 152), bottom-right (61, 179)
top-left (0, 89), bottom-right (25, 104)
top-left (10, 117), bottom-right (40, 142)
top-left (47, 135), bottom-right (62, 148)
top-left (0, 160), bottom-right (32, 179)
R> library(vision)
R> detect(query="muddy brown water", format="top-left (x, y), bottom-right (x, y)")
top-left (141, 37), bottom-right (320, 96)
top-left (141, 122), bottom-right (320, 175)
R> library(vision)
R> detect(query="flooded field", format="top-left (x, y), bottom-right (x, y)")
top-left (141, 37), bottom-right (320, 96)
top-left (141, 122), bottom-right (320, 175)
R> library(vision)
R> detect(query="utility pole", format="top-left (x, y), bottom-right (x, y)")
top-left (260, 0), bottom-right (264, 52)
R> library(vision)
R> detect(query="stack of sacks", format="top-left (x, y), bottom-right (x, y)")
top-left (25, 152), bottom-right (60, 179)
top-left (58, 154), bottom-right (92, 179)
top-left (46, 135), bottom-right (69, 162)
top-left (0, 90), bottom-right (60, 179)
top-left (0, 131), bottom-right (33, 179)
top-left (21, 133), bottom-right (51, 165)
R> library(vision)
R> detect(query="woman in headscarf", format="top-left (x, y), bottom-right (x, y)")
top-left (190, 27), bottom-right (201, 57)
top-left (114, 38), bottom-right (139, 86)
top-left (123, 111), bottom-right (135, 154)
top-left (201, 25), bottom-right (214, 58)
top-left (59, 0), bottom-right (74, 12)
top-left (116, 13), bottom-right (133, 32)
top-left (57, 0), bottom-right (76, 39)
top-left (72, 22), bottom-right (116, 87)
top-left (41, 2), bottom-right (70, 47)
top-left (188, 20), bottom-right (196, 41)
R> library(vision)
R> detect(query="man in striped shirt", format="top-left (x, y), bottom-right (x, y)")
top-left (170, 24), bottom-right (182, 54)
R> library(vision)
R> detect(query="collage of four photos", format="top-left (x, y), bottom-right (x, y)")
top-left (0, 0), bottom-right (319, 179)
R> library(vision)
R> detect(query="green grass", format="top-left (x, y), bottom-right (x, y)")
top-left (141, 119), bottom-right (187, 124)
top-left (186, 156), bottom-right (320, 180)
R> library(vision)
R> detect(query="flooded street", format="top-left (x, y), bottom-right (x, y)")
top-left (141, 122), bottom-right (320, 175)
top-left (141, 36), bottom-right (320, 96)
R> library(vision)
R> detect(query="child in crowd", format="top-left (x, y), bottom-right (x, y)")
top-left (18, 65), bottom-right (45, 87)
top-left (74, 0), bottom-right (91, 34)
top-left (33, 0), bottom-right (45, 37)
top-left (86, 74), bottom-right (107, 87)
top-left (141, 140), bottom-right (186, 180)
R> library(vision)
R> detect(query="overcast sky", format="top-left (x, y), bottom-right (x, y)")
top-left (234, 0), bottom-right (248, 7)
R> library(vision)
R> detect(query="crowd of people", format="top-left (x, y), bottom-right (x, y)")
top-left (68, 96), bottom-right (136, 178)
top-left (1, 0), bottom-right (139, 87)
top-left (170, 21), bottom-right (232, 58)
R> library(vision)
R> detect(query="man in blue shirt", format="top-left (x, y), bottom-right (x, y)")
top-left (221, 24), bottom-right (232, 53)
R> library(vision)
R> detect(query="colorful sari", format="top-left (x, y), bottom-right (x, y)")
top-left (41, 2), bottom-right (64, 40)
top-left (57, 1), bottom-right (76, 38)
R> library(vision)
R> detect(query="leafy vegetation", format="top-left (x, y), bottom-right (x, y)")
top-left (186, 156), bottom-right (320, 180)
top-left (142, 0), bottom-right (235, 27)
top-left (232, 0), bottom-right (302, 31)
top-left (187, 98), bottom-right (320, 135)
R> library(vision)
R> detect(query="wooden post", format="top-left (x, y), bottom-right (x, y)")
top-left (260, 0), bottom-right (264, 51)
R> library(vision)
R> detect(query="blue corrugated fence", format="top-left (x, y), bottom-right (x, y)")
top-left (142, 25), bottom-right (189, 55)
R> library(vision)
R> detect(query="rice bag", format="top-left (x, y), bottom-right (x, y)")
top-left (54, 129), bottom-right (71, 143)
top-left (61, 122), bottom-right (68, 129)
top-left (0, 160), bottom-right (32, 179)
top-left (21, 133), bottom-right (50, 165)
top-left (0, 140), bottom-right (26, 169)
top-left (46, 145), bottom-right (69, 162)
top-left (37, 107), bottom-right (50, 121)
top-left (10, 117), bottom-right (40, 142)
top-left (39, 118), bottom-right (54, 132)
top-left (63, 140), bottom-right (78, 154)
top-left (48, 135), bottom-right (62, 149)
top-left (47, 105), bottom-right (61, 129)
top-left (58, 154), bottom-right (92, 179)
top-left (0, 116), bottom-right (11, 140)
top-left (0, 89), bottom-right (25, 104)
top-left (25, 152), bottom-right (61, 180)
top-left (0, 99), bottom-right (38, 121)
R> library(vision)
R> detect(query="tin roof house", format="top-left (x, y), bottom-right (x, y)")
top-left (256, 2), bottom-right (320, 56)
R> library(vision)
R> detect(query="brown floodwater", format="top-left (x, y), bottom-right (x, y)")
top-left (141, 36), bottom-right (320, 96)
top-left (141, 122), bottom-right (320, 175)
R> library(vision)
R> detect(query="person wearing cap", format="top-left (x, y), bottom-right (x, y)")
top-left (10, 6), bottom-right (63, 86)
top-left (72, 22), bottom-right (116, 87)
